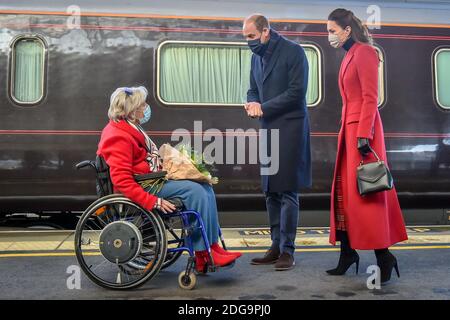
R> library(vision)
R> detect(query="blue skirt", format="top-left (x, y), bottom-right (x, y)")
top-left (153, 180), bottom-right (220, 251)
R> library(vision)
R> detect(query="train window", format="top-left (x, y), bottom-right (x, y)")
top-left (157, 41), bottom-right (322, 107)
top-left (157, 41), bottom-right (252, 106)
top-left (374, 46), bottom-right (385, 107)
top-left (434, 48), bottom-right (450, 109)
top-left (10, 36), bottom-right (46, 105)
top-left (302, 44), bottom-right (322, 107)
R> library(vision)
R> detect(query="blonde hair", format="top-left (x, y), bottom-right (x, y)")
top-left (108, 86), bottom-right (148, 122)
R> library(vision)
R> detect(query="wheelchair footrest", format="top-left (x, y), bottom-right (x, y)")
top-left (207, 260), bottom-right (236, 273)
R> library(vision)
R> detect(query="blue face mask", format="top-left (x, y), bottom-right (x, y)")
top-left (247, 37), bottom-right (269, 56)
top-left (139, 104), bottom-right (151, 125)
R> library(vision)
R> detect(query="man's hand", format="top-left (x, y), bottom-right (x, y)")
top-left (357, 138), bottom-right (371, 157)
top-left (244, 102), bottom-right (263, 118)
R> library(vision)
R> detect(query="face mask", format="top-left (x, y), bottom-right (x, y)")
top-left (328, 28), bottom-right (350, 48)
top-left (139, 104), bottom-right (151, 124)
top-left (248, 37), bottom-right (269, 56)
top-left (328, 34), bottom-right (342, 48)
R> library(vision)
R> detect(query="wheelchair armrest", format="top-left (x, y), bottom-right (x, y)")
top-left (134, 171), bottom-right (167, 182)
top-left (75, 160), bottom-right (95, 170)
top-left (168, 197), bottom-right (185, 210)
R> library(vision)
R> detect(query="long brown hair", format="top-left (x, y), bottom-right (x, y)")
top-left (328, 8), bottom-right (373, 45)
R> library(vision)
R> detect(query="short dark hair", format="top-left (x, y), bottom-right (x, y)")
top-left (246, 14), bottom-right (270, 32)
top-left (328, 8), bottom-right (373, 44)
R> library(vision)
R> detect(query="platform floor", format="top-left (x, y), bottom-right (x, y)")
top-left (0, 226), bottom-right (449, 300)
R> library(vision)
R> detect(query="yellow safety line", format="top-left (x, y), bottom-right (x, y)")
top-left (388, 245), bottom-right (450, 250)
top-left (0, 245), bottom-right (449, 258)
top-left (0, 252), bottom-right (100, 258)
top-left (233, 245), bottom-right (450, 253)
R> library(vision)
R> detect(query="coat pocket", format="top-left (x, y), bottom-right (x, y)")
top-left (345, 112), bottom-right (360, 124)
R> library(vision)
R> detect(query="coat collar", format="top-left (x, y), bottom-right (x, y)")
top-left (338, 42), bottom-right (362, 106)
top-left (262, 29), bottom-right (283, 82)
top-left (339, 41), bottom-right (361, 80)
top-left (109, 119), bottom-right (146, 147)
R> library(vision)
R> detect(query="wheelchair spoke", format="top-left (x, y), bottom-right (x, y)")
top-left (89, 218), bottom-right (104, 231)
top-left (96, 215), bottom-right (108, 227)
top-left (122, 206), bottom-right (131, 221)
top-left (139, 216), bottom-right (153, 228)
top-left (104, 210), bottom-right (113, 224)
top-left (142, 246), bottom-right (158, 258)
top-left (141, 225), bottom-right (155, 233)
top-left (143, 235), bottom-right (157, 243)
top-left (109, 206), bottom-right (120, 222)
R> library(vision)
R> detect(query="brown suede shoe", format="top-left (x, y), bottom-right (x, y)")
top-left (274, 252), bottom-right (295, 271)
top-left (250, 247), bottom-right (280, 265)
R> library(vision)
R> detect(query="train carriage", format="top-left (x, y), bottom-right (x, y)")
top-left (0, 0), bottom-right (449, 227)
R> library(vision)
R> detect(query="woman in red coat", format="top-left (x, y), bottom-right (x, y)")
top-left (97, 86), bottom-right (241, 272)
top-left (326, 9), bottom-right (408, 283)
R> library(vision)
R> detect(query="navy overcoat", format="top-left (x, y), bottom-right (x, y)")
top-left (247, 30), bottom-right (312, 192)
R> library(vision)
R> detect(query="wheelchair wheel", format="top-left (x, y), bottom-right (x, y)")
top-left (178, 271), bottom-right (197, 290)
top-left (117, 214), bottom-right (185, 274)
top-left (74, 194), bottom-right (167, 290)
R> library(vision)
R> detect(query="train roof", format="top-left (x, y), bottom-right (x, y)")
top-left (1, 0), bottom-right (450, 26)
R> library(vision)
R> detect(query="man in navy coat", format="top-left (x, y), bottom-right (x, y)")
top-left (243, 14), bottom-right (312, 270)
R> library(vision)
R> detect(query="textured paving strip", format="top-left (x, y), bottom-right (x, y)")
top-left (0, 227), bottom-right (449, 253)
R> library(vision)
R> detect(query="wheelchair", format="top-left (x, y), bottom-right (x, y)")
top-left (74, 156), bottom-right (233, 290)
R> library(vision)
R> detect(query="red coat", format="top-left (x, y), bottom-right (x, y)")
top-left (97, 120), bottom-right (157, 211)
top-left (329, 42), bottom-right (408, 249)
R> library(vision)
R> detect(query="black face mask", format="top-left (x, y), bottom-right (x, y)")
top-left (247, 36), bottom-right (269, 56)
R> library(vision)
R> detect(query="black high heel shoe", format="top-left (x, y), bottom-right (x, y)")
top-left (375, 249), bottom-right (400, 283)
top-left (326, 231), bottom-right (359, 275)
top-left (326, 252), bottom-right (360, 275)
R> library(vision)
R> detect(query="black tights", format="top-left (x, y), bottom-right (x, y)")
top-left (337, 231), bottom-right (389, 255)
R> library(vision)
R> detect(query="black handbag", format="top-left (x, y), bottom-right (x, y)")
top-left (356, 146), bottom-right (393, 196)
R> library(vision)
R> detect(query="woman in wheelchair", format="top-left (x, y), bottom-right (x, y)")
top-left (97, 86), bottom-right (242, 273)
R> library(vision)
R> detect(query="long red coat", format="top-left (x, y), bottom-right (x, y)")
top-left (97, 120), bottom-right (158, 211)
top-left (329, 42), bottom-right (408, 250)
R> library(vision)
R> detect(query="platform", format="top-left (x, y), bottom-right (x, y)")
top-left (0, 226), bottom-right (449, 300)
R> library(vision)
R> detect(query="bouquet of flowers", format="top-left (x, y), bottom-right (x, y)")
top-left (159, 143), bottom-right (219, 185)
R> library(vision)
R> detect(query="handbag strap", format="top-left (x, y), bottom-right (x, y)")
top-left (360, 144), bottom-right (381, 165)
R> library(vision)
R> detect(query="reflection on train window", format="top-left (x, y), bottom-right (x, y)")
top-left (302, 44), bottom-right (322, 107)
top-left (10, 36), bottom-right (46, 105)
top-left (375, 46), bottom-right (385, 107)
top-left (157, 41), bottom-right (322, 107)
top-left (434, 48), bottom-right (450, 109)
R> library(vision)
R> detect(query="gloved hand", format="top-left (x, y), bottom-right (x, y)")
top-left (357, 138), bottom-right (371, 157)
